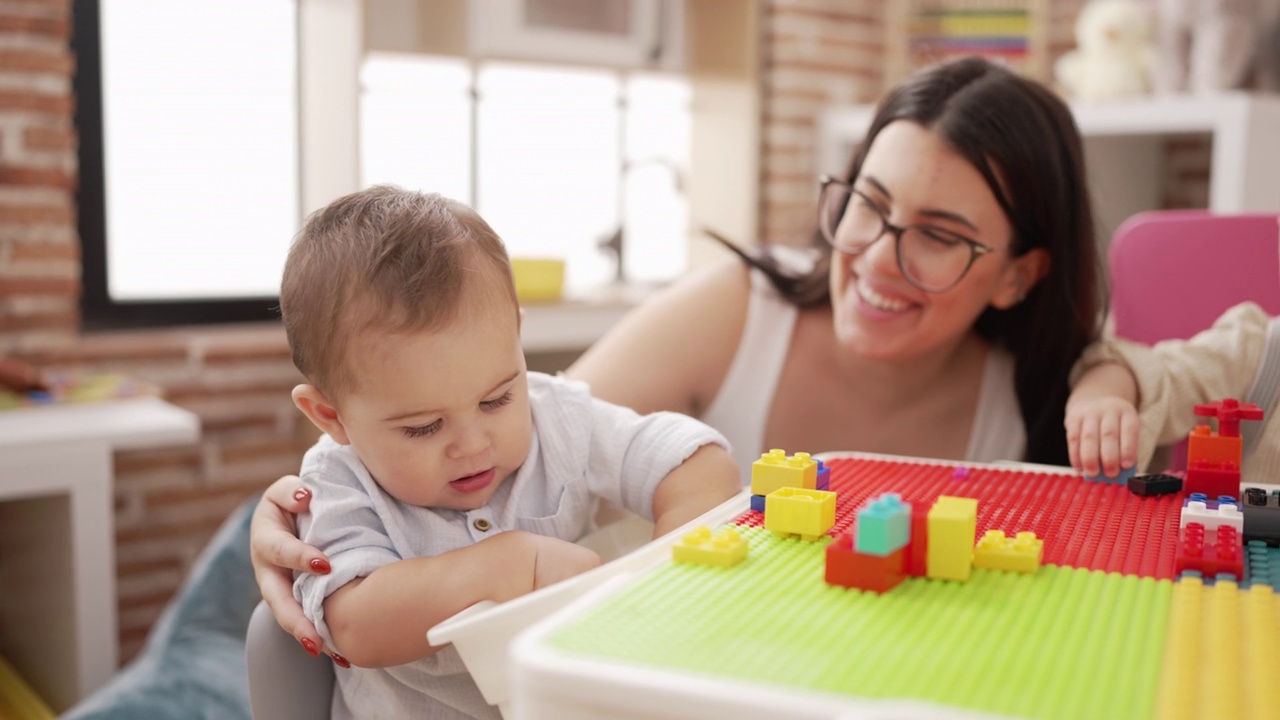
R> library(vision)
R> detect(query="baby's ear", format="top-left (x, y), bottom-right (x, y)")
top-left (292, 384), bottom-right (351, 445)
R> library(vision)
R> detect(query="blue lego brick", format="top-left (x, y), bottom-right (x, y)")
top-left (855, 493), bottom-right (911, 556)
top-left (750, 494), bottom-right (766, 514)
top-left (815, 460), bottom-right (830, 492)
top-left (1085, 465), bottom-right (1136, 484)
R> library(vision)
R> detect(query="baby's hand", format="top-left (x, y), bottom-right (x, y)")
top-left (529, 535), bottom-right (602, 590)
top-left (1065, 396), bottom-right (1139, 479)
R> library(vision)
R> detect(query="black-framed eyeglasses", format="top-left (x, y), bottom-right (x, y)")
top-left (817, 175), bottom-right (1000, 293)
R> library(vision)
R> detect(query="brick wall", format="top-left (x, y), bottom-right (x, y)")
top-left (758, 0), bottom-right (883, 246)
top-left (0, 0), bottom-right (1215, 671)
top-left (757, 0), bottom-right (1207, 247)
top-left (0, 0), bottom-right (313, 665)
top-left (0, 0), bottom-right (78, 346)
top-left (17, 327), bottom-right (314, 660)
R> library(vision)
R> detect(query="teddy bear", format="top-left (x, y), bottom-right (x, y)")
top-left (1151, 0), bottom-right (1280, 93)
top-left (1055, 0), bottom-right (1154, 102)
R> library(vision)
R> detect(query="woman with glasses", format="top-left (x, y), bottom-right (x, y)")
top-left (251, 56), bottom-right (1102, 659)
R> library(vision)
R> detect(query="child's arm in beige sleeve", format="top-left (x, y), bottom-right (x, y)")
top-left (1076, 302), bottom-right (1271, 471)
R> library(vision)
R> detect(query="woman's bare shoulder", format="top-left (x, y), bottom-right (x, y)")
top-left (567, 255), bottom-right (753, 415)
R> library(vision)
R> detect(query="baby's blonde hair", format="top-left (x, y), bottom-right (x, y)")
top-left (280, 186), bottom-right (516, 397)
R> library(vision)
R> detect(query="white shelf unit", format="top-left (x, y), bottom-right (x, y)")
top-left (0, 398), bottom-right (200, 712)
top-left (816, 92), bottom-right (1280, 249)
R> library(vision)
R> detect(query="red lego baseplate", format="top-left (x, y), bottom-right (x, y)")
top-left (734, 456), bottom-right (1183, 580)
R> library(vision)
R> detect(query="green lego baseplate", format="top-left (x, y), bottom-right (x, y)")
top-left (546, 525), bottom-right (1172, 720)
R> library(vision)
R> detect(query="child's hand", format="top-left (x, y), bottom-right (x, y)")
top-left (528, 535), bottom-right (602, 590)
top-left (1065, 396), bottom-right (1139, 479)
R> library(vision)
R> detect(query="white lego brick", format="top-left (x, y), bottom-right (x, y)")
top-left (1179, 500), bottom-right (1244, 533)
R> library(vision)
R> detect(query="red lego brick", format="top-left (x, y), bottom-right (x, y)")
top-left (1174, 523), bottom-right (1243, 579)
top-left (1194, 398), bottom-right (1264, 438)
top-left (825, 534), bottom-right (905, 593)
top-left (1184, 460), bottom-right (1241, 499)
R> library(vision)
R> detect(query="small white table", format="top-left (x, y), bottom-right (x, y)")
top-left (0, 397), bottom-right (200, 712)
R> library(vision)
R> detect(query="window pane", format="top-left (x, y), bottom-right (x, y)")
top-left (476, 63), bottom-right (620, 291)
top-left (360, 54), bottom-right (471, 201)
top-left (624, 74), bottom-right (690, 284)
top-left (100, 0), bottom-right (298, 301)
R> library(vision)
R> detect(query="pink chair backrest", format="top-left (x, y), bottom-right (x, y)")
top-left (1108, 210), bottom-right (1280, 472)
top-left (1109, 210), bottom-right (1280, 346)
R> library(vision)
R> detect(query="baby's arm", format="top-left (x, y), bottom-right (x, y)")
top-left (1067, 302), bottom-right (1271, 474)
top-left (577, 385), bottom-right (739, 539)
top-left (322, 530), bottom-right (599, 668)
top-left (1065, 359), bottom-right (1140, 477)
top-left (651, 443), bottom-right (741, 537)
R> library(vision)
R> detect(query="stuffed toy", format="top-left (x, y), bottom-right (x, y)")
top-left (1055, 0), bottom-right (1154, 102)
top-left (1152, 0), bottom-right (1280, 93)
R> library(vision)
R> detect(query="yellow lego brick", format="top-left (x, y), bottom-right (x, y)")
top-left (926, 495), bottom-right (977, 581)
top-left (751, 449), bottom-right (818, 495)
top-left (972, 530), bottom-right (1043, 574)
top-left (672, 526), bottom-right (748, 568)
top-left (764, 487), bottom-right (836, 541)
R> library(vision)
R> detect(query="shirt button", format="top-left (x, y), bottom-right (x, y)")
top-left (473, 518), bottom-right (492, 532)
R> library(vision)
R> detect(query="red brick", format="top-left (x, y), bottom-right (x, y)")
top-left (116, 556), bottom-right (185, 578)
top-left (201, 341), bottom-right (292, 364)
top-left (115, 446), bottom-right (203, 475)
top-left (8, 239), bottom-right (77, 261)
top-left (22, 124), bottom-right (75, 152)
top-left (0, 163), bottom-right (77, 189)
top-left (144, 484), bottom-right (261, 511)
top-left (0, 13), bottom-right (70, 38)
top-left (22, 331), bottom-right (190, 363)
top-left (219, 437), bottom-right (303, 464)
top-left (115, 516), bottom-right (225, 544)
top-left (0, 308), bottom-right (75, 332)
top-left (0, 90), bottom-right (72, 115)
top-left (0, 276), bottom-right (78, 297)
top-left (0, 48), bottom-right (73, 74)
top-left (0, 201), bottom-right (73, 225)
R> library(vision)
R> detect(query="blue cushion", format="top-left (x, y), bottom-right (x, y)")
top-left (62, 497), bottom-right (260, 720)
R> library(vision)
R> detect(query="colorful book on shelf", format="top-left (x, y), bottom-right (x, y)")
top-left (0, 654), bottom-right (55, 720)
top-left (0, 372), bottom-right (160, 411)
top-left (910, 13), bottom-right (1030, 37)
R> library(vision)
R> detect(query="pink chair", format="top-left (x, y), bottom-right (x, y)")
top-left (1108, 210), bottom-right (1280, 471)
top-left (1109, 210), bottom-right (1280, 345)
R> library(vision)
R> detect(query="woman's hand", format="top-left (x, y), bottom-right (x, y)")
top-left (250, 475), bottom-right (335, 660)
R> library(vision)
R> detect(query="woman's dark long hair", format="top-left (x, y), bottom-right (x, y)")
top-left (718, 56), bottom-right (1102, 466)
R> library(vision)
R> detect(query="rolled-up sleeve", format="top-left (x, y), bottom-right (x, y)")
top-left (293, 450), bottom-right (402, 650)
top-left (1073, 302), bottom-right (1270, 472)
top-left (584, 398), bottom-right (730, 520)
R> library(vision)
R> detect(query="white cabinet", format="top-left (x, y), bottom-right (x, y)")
top-left (0, 398), bottom-right (199, 712)
top-left (817, 92), bottom-right (1280, 248)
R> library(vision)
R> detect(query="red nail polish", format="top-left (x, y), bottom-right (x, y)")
top-left (310, 558), bottom-right (331, 574)
top-left (300, 638), bottom-right (319, 657)
top-left (331, 652), bottom-right (350, 668)
top-left (293, 488), bottom-right (311, 502)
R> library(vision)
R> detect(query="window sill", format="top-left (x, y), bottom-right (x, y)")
top-left (520, 281), bottom-right (657, 354)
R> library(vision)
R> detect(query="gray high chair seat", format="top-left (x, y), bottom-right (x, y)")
top-left (246, 601), bottom-right (334, 720)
